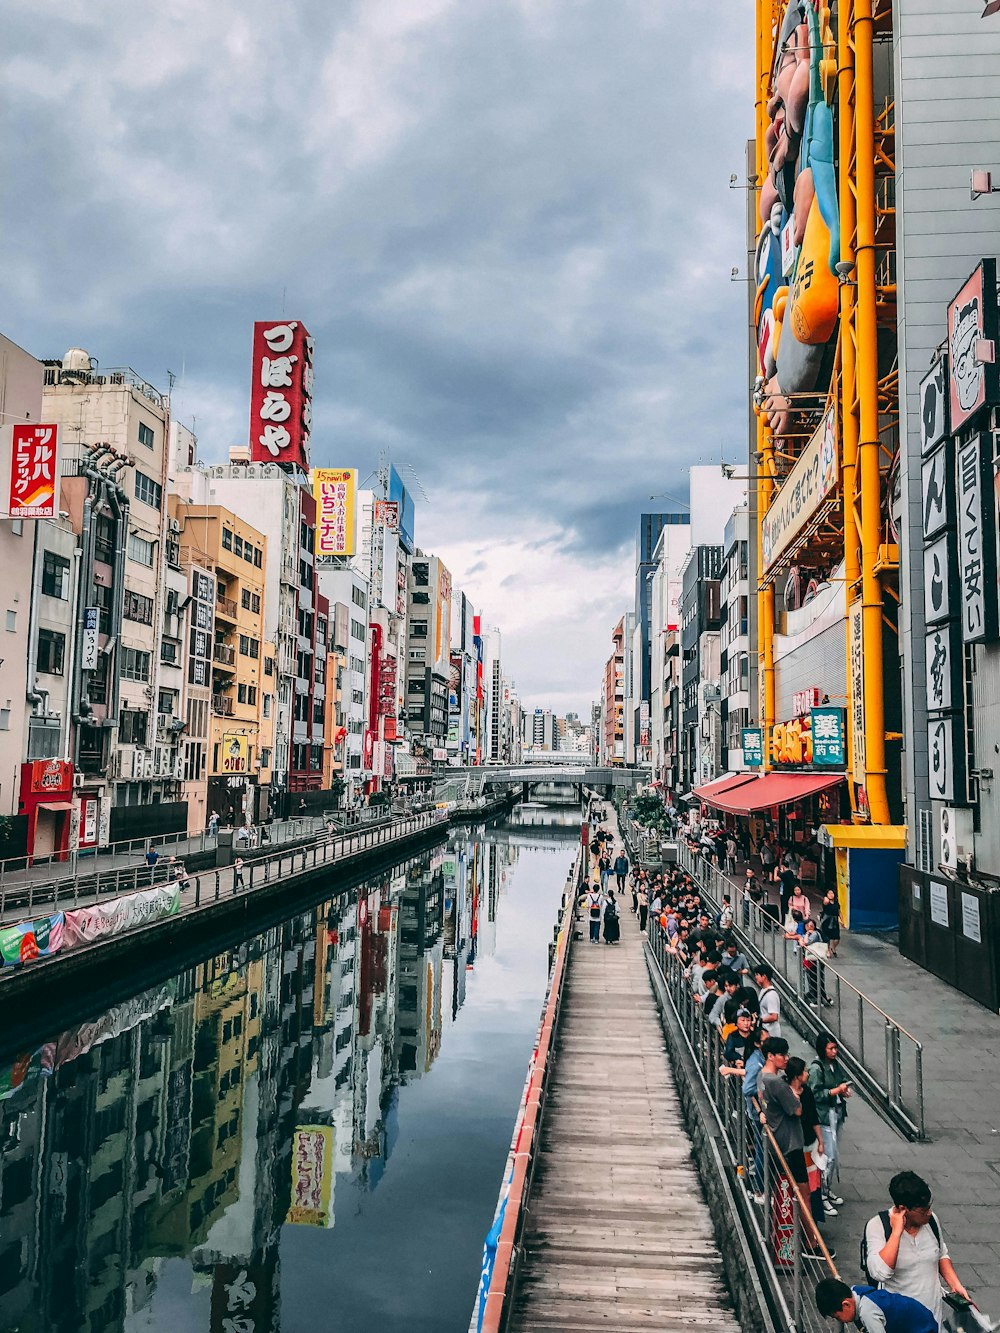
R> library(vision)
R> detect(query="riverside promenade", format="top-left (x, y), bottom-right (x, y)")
top-left (478, 808), bottom-right (738, 1333)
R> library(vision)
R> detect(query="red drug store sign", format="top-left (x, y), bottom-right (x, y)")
top-left (249, 321), bottom-right (314, 471)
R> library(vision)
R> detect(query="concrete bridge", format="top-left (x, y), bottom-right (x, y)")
top-left (433, 764), bottom-right (649, 803)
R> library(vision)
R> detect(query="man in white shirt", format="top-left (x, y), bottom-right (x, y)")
top-left (862, 1172), bottom-right (968, 1329)
top-left (754, 962), bottom-right (781, 1039)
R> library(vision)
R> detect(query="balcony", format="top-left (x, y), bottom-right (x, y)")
top-left (216, 593), bottom-right (238, 622)
top-left (213, 642), bottom-right (236, 667)
top-left (213, 694), bottom-right (234, 717)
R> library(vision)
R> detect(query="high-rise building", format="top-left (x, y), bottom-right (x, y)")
top-left (404, 552), bottom-right (452, 753)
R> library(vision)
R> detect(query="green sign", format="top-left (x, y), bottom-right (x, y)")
top-left (742, 728), bottom-right (764, 768)
top-left (811, 707), bottom-right (846, 766)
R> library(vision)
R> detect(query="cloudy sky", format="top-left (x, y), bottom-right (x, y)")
top-left (4, 0), bottom-right (754, 716)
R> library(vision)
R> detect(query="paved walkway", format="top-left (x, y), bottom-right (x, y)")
top-left (508, 824), bottom-right (738, 1331)
top-left (684, 846), bottom-right (1000, 1314)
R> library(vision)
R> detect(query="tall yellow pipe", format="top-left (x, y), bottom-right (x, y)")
top-left (852, 0), bottom-right (890, 824)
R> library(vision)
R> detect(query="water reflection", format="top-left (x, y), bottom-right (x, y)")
top-left (0, 813), bottom-right (578, 1333)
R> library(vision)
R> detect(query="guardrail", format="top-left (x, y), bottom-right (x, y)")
top-left (472, 844), bottom-right (583, 1333)
top-left (646, 920), bottom-right (839, 1333)
top-left (0, 809), bottom-right (450, 973)
top-left (676, 843), bottom-right (926, 1140)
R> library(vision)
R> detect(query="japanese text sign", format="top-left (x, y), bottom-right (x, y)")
top-left (761, 405), bottom-right (838, 571)
top-left (742, 728), bottom-right (763, 768)
top-left (249, 320), bottom-right (313, 470)
top-left (9, 425), bottom-right (59, 518)
top-left (313, 468), bottom-right (356, 557)
top-left (810, 707), bottom-right (845, 766)
top-left (955, 433), bottom-right (998, 643)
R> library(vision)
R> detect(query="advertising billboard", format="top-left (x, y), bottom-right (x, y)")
top-left (761, 405), bottom-right (838, 571)
top-left (220, 733), bottom-right (250, 774)
top-left (387, 465), bottom-right (415, 554)
top-left (948, 260), bottom-right (999, 435)
top-left (9, 424), bottom-right (59, 518)
top-left (313, 467), bottom-right (356, 557)
top-left (249, 320), bottom-right (314, 471)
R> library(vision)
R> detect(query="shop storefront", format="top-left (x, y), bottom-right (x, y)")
top-left (18, 760), bottom-right (74, 862)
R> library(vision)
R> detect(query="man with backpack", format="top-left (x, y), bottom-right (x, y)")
top-left (815, 1278), bottom-right (937, 1333)
top-left (860, 1172), bottom-right (969, 1328)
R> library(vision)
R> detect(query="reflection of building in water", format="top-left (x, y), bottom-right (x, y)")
top-left (396, 853), bottom-right (444, 1080)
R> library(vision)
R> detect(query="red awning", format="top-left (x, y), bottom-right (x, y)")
top-left (692, 773), bottom-right (760, 804)
top-left (698, 771), bottom-right (845, 815)
top-left (37, 801), bottom-right (73, 812)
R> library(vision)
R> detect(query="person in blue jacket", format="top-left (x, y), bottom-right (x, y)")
top-left (816, 1279), bottom-right (937, 1333)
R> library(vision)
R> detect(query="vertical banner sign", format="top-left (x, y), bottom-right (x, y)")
top-left (919, 357), bottom-right (949, 456)
top-left (249, 320), bottom-right (314, 471)
top-left (925, 623), bottom-right (959, 714)
top-left (287, 1126), bottom-right (333, 1226)
top-left (921, 442), bottom-right (951, 541)
top-left (955, 434), bottom-right (999, 643)
top-left (9, 424), bottom-right (59, 518)
top-left (948, 260), bottom-right (999, 434)
top-left (928, 717), bottom-right (957, 802)
top-left (313, 468), bottom-right (356, 558)
top-left (742, 728), bottom-right (763, 768)
top-left (810, 707), bottom-right (846, 766)
top-left (849, 601), bottom-right (866, 787)
top-left (81, 608), bottom-right (99, 671)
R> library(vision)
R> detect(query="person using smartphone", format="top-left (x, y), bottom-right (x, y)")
top-left (862, 1172), bottom-right (969, 1328)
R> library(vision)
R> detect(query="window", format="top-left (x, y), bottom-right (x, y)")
top-left (0, 709), bottom-right (9, 731)
top-left (37, 629), bottom-right (65, 674)
top-left (134, 471), bottom-right (162, 510)
top-left (158, 689), bottom-right (175, 715)
top-left (243, 543), bottom-right (254, 565)
top-left (410, 620), bottom-right (428, 639)
top-left (42, 552), bottom-right (71, 599)
top-left (165, 588), bottom-right (180, 617)
top-left (237, 684), bottom-right (258, 706)
top-left (160, 638), bottom-right (179, 665)
top-left (222, 527), bottom-right (233, 551)
top-left (241, 589), bottom-right (262, 614)
top-left (264, 656), bottom-right (274, 676)
top-left (95, 515), bottom-right (115, 563)
top-left (254, 546), bottom-right (262, 568)
top-left (91, 655), bottom-right (110, 704)
top-left (92, 583), bottom-right (114, 635)
top-left (119, 709), bottom-right (148, 745)
top-left (317, 618), bottom-right (327, 645)
top-left (260, 747), bottom-right (271, 767)
top-left (121, 648), bottom-right (151, 682)
top-left (238, 634), bottom-right (259, 658)
top-left (5, 611), bottom-right (15, 632)
top-left (138, 421), bottom-right (155, 449)
top-left (234, 534), bottom-right (244, 557)
top-left (352, 689), bottom-right (364, 705)
top-left (124, 590), bottom-right (154, 625)
top-left (263, 694), bottom-right (272, 718)
top-left (127, 533), bottom-right (155, 567)
top-left (350, 618), bottom-right (365, 642)
top-left (413, 562), bottom-right (429, 587)
top-left (351, 585), bottom-right (366, 609)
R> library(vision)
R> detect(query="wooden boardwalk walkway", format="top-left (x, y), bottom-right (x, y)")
top-left (507, 893), bottom-right (739, 1332)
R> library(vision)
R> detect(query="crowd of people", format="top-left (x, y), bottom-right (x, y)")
top-left (613, 798), bottom-right (978, 1332)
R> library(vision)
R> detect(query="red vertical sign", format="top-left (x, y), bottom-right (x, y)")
top-left (249, 320), bottom-right (313, 471)
top-left (9, 424), bottom-right (58, 518)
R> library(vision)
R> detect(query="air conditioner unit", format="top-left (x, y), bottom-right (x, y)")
top-left (73, 773), bottom-right (86, 790)
top-left (168, 517), bottom-right (181, 534)
top-left (940, 806), bottom-right (973, 869)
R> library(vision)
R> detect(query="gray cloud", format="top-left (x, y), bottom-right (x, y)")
top-left (2, 0), bottom-right (754, 711)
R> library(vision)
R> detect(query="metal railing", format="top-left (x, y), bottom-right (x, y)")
top-left (0, 809), bottom-right (450, 971)
top-left (0, 813), bottom-right (342, 917)
top-left (676, 843), bottom-right (926, 1139)
top-left (646, 921), bottom-right (839, 1333)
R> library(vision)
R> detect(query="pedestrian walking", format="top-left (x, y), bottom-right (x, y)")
top-left (297, 797), bottom-right (307, 817)
top-left (602, 889), bottom-right (620, 944)
top-left (861, 1172), bottom-right (969, 1328)
top-left (586, 885), bottom-right (603, 942)
top-left (816, 1279), bottom-right (938, 1333)
top-left (725, 835), bottom-right (738, 875)
top-left (820, 888), bottom-right (842, 958)
top-left (637, 885), bottom-right (649, 933)
top-left (808, 1032), bottom-right (850, 1210)
top-left (754, 962), bottom-right (782, 1038)
top-left (614, 849), bottom-right (629, 892)
top-left (234, 856), bottom-right (245, 890)
top-left (208, 811), bottom-right (219, 837)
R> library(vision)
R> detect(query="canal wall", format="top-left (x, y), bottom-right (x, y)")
top-left (0, 796), bottom-right (516, 1052)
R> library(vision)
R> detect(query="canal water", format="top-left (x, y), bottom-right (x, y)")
top-left (0, 805), bottom-right (581, 1333)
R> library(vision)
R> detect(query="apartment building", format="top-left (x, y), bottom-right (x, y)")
top-left (404, 552), bottom-right (452, 754)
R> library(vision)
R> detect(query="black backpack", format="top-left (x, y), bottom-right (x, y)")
top-left (860, 1211), bottom-right (941, 1286)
